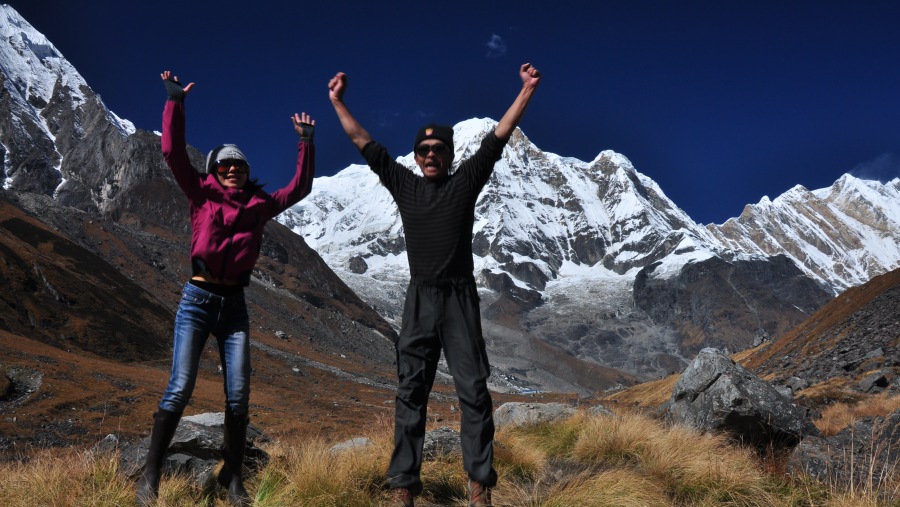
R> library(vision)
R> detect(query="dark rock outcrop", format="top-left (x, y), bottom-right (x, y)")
top-left (348, 255), bottom-right (368, 274)
top-left (665, 348), bottom-right (820, 448)
top-left (117, 412), bottom-right (269, 487)
top-left (634, 255), bottom-right (832, 356)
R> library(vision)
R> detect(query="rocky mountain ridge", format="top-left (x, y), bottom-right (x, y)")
top-left (707, 175), bottom-right (900, 290)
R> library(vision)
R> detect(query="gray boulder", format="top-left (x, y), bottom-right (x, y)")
top-left (784, 376), bottom-right (809, 393)
top-left (328, 427), bottom-right (462, 461)
top-left (423, 427), bottom-right (462, 460)
top-left (117, 412), bottom-right (269, 488)
top-left (858, 370), bottom-right (894, 393)
top-left (588, 404), bottom-right (615, 418)
top-left (666, 348), bottom-right (820, 448)
top-left (493, 402), bottom-right (576, 428)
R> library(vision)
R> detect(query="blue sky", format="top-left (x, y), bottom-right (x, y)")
top-left (8, 0), bottom-right (900, 225)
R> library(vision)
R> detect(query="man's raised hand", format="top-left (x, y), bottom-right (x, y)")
top-left (520, 63), bottom-right (541, 89)
top-left (328, 72), bottom-right (348, 103)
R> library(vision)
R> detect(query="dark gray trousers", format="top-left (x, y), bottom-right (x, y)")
top-left (387, 278), bottom-right (497, 493)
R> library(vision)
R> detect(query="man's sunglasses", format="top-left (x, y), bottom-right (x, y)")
top-left (414, 143), bottom-right (449, 157)
top-left (215, 159), bottom-right (249, 174)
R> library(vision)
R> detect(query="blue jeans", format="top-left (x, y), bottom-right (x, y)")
top-left (159, 282), bottom-right (251, 417)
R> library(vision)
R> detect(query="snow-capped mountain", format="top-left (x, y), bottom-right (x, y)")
top-left (708, 176), bottom-right (900, 290)
top-left (0, 4), bottom-right (158, 213)
top-left (280, 119), bottom-right (900, 392)
top-left (0, 6), bottom-right (134, 136)
top-left (0, 5), bottom-right (211, 230)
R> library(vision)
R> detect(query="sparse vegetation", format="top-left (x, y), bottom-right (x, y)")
top-left (0, 408), bottom-right (896, 506)
top-left (605, 375), bottom-right (679, 408)
top-left (816, 392), bottom-right (900, 437)
top-left (0, 447), bottom-right (133, 507)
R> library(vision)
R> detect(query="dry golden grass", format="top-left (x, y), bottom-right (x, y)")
top-left (534, 469), bottom-right (671, 507)
top-left (502, 410), bottom-right (794, 506)
top-left (251, 419), bottom-right (393, 506)
top-left (816, 393), bottom-right (900, 437)
top-left (604, 375), bottom-right (679, 408)
top-left (0, 448), bottom-right (133, 507)
top-left (493, 429), bottom-right (547, 483)
top-left (0, 408), bottom-right (896, 506)
top-left (252, 441), bottom-right (380, 506)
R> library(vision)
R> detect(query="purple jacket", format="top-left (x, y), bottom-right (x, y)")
top-left (162, 100), bottom-right (315, 285)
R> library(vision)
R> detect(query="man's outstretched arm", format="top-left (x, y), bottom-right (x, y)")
top-left (494, 63), bottom-right (542, 141)
top-left (328, 72), bottom-right (373, 151)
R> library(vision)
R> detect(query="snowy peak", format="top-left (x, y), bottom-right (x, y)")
top-left (817, 174), bottom-right (900, 230)
top-left (708, 174), bottom-right (900, 291)
top-left (1, 5), bottom-right (83, 108)
top-left (1, 4), bottom-right (138, 198)
top-left (0, 5), bottom-right (133, 135)
top-left (474, 133), bottom-right (710, 283)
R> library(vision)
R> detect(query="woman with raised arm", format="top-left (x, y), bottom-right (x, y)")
top-left (136, 70), bottom-right (316, 506)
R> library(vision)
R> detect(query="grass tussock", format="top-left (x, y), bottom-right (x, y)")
top-left (816, 393), bottom-right (900, 437)
top-left (253, 432), bottom-right (391, 506)
top-left (0, 408), bottom-right (897, 506)
top-left (0, 448), bottom-right (133, 507)
top-left (502, 411), bottom-right (789, 506)
top-left (605, 375), bottom-right (679, 408)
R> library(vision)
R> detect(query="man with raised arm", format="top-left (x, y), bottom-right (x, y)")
top-left (328, 63), bottom-right (540, 507)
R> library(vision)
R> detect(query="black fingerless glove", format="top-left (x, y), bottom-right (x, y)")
top-left (163, 78), bottom-right (186, 102)
top-left (297, 122), bottom-right (315, 141)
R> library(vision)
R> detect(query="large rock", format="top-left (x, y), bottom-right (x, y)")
top-left (493, 402), bottom-right (576, 428)
top-left (423, 427), bottom-right (462, 460)
top-left (665, 348), bottom-right (819, 448)
top-left (787, 410), bottom-right (899, 491)
top-left (117, 412), bottom-right (269, 487)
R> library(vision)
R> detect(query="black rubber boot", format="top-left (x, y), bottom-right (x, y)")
top-left (135, 408), bottom-right (182, 506)
top-left (217, 409), bottom-right (252, 506)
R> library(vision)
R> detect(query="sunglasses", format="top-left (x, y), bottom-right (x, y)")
top-left (215, 159), bottom-right (249, 174)
top-left (415, 143), bottom-right (449, 157)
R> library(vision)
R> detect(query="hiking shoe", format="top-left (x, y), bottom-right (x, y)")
top-left (467, 480), bottom-right (492, 507)
top-left (391, 487), bottom-right (415, 507)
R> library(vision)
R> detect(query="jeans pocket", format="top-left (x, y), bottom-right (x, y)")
top-left (181, 283), bottom-right (209, 305)
top-left (181, 291), bottom-right (204, 304)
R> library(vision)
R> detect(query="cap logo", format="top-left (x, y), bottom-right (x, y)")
top-left (424, 128), bottom-right (434, 136)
